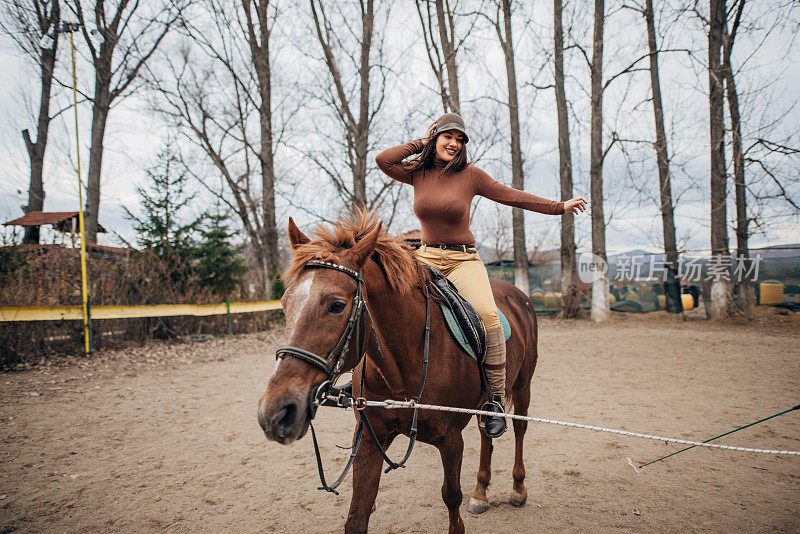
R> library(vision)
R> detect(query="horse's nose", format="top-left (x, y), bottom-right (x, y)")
top-left (272, 401), bottom-right (299, 441)
top-left (257, 403), bottom-right (270, 433)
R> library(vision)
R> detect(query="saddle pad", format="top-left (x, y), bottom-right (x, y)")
top-left (498, 308), bottom-right (511, 342)
top-left (427, 266), bottom-right (486, 357)
top-left (439, 303), bottom-right (512, 363)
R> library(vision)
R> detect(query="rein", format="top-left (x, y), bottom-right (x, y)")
top-left (275, 259), bottom-right (431, 494)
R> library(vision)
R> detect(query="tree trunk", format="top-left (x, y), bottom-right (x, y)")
top-left (590, 0), bottom-right (609, 321)
top-left (708, 0), bottom-right (733, 319)
top-left (75, 0), bottom-right (180, 244)
top-left (644, 0), bottom-right (682, 314)
top-left (554, 0), bottom-right (579, 318)
top-left (21, 0), bottom-right (60, 244)
top-left (435, 0), bottom-right (460, 113)
top-left (85, 61), bottom-right (112, 244)
top-left (353, 0), bottom-right (374, 208)
top-left (414, 0), bottom-right (462, 114)
top-left (244, 0), bottom-right (280, 291)
top-left (723, 2), bottom-right (754, 314)
top-left (498, 0), bottom-right (529, 295)
top-left (309, 0), bottom-right (379, 210)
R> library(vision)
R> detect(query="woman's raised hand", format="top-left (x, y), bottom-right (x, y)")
top-left (421, 121), bottom-right (437, 146)
top-left (564, 197), bottom-right (588, 214)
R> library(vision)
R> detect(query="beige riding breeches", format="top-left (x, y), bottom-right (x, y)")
top-left (414, 245), bottom-right (501, 331)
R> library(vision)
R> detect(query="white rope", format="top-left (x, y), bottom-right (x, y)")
top-left (363, 399), bottom-right (800, 456)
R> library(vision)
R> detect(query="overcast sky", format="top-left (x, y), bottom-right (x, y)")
top-left (1, 1), bottom-right (798, 255)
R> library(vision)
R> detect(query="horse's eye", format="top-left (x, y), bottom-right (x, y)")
top-left (328, 300), bottom-right (346, 314)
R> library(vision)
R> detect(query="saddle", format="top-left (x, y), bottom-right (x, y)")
top-left (426, 266), bottom-right (511, 364)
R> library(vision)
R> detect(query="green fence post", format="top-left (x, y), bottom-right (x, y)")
top-left (226, 300), bottom-right (232, 336)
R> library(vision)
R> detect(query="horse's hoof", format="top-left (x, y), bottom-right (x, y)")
top-left (467, 497), bottom-right (490, 515)
top-left (509, 489), bottom-right (527, 507)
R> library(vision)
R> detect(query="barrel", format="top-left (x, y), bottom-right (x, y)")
top-left (544, 293), bottom-right (561, 307)
top-left (658, 294), bottom-right (693, 310)
top-left (759, 281), bottom-right (784, 305)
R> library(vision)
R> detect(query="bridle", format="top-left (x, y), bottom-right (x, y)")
top-left (273, 258), bottom-right (431, 494)
top-left (275, 259), bottom-right (367, 418)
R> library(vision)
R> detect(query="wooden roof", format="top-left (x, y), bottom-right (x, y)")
top-left (4, 211), bottom-right (106, 233)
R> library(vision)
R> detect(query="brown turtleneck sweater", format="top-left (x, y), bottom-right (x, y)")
top-left (375, 140), bottom-right (565, 245)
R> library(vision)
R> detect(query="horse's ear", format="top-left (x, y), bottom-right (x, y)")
top-left (349, 222), bottom-right (382, 267)
top-left (287, 217), bottom-right (310, 250)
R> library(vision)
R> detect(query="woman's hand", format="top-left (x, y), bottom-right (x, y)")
top-left (421, 121), bottom-right (437, 146)
top-left (564, 197), bottom-right (588, 214)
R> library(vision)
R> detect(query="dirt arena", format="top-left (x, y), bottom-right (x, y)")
top-left (1, 310), bottom-right (799, 533)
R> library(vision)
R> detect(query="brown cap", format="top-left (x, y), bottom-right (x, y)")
top-left (433, 112), bottom-right (469, 143)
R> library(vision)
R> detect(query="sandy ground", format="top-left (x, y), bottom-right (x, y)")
top-left (1, 309), bottom-right (799, 533)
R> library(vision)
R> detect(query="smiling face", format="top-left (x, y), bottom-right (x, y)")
top-left (435, 130), bottom-right (465, 162)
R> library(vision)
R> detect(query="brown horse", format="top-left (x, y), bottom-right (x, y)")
top-left (257, 211), bottom-right (540, 534)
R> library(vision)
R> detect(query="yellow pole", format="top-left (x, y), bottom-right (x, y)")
top-left (70, 29), bottom-right (91, 357)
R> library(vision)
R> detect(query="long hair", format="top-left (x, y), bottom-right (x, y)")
top-left (404, 132), bottom-right (469, 174)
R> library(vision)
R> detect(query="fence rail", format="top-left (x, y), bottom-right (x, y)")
top-left (0, 301), bottom-right (282, 322)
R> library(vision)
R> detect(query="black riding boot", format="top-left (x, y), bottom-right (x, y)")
top-left (483, 326), bottom-right (507, 438)
top-left (483, 395), bottom-right (507, 438)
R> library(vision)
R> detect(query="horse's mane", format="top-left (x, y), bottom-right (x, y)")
top-left (284, 210), bottom-right (427, 295)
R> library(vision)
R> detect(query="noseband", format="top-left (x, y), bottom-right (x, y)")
top-left (275, 260), bottom-right (368, 417)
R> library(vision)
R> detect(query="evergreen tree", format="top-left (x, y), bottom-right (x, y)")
top-left (123, 144), bottom-right (201, 294)
top-left (195, 211), bottom-right (248, 298)
top-left (270, 273), bottom-right (285, 300)
top-left (124, 144), bottom-right (199, 254)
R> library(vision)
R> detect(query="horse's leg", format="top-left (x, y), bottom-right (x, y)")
top-left (436, 430), bottom-right (466, 534)
top-left (510, 384), bottom-right (531, 507)
top-left (345, 433), bottom-right (394, 534)
top-left (467, 422), bottom-right (493, 515)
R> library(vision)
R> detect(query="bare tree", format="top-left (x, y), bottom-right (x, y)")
top-left (708, 0), bottom-right (733, 318)
top-left (414, 0), bottom-right (464, 113)
top-left (475, 0), bottom-right (529, 294)
top-left (308, 0), bottom-right (378, 209)
top-left (722, 0), bottom-right (753, 312)
top-left (71, 0), bottom-right (183, 243)
top-left (641, 0), bottom-right (682, 314)
top-left (554, 0), bottom-right (579, 318)
top-left (149, 0), bottom-right (291, 295)
top-left (241, 0), bottom-right (280, 285)
top-left (589, 0), bottom-right (609, 321)
top-left (499, 0), bottom-right (528, 295)
top-left (1, 0), bottom-right (61, 243)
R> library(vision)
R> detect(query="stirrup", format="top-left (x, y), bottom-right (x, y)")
top-left (478, 398), bottom-right (507, 438)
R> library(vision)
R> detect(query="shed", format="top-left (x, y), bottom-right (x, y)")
top-left (3, 211), bottom-right (107, 234)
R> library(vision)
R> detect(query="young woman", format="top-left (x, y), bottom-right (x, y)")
top-left (375, 113), bottom-right (587, 438)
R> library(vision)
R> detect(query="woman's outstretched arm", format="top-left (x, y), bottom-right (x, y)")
top-left (375, 140), bottom-right (424, 184)
top-left (473, 167), bottom-right (566, 215)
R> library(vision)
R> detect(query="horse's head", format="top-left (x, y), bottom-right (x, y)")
top-left (257, 217), bottom-right (382, 444)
